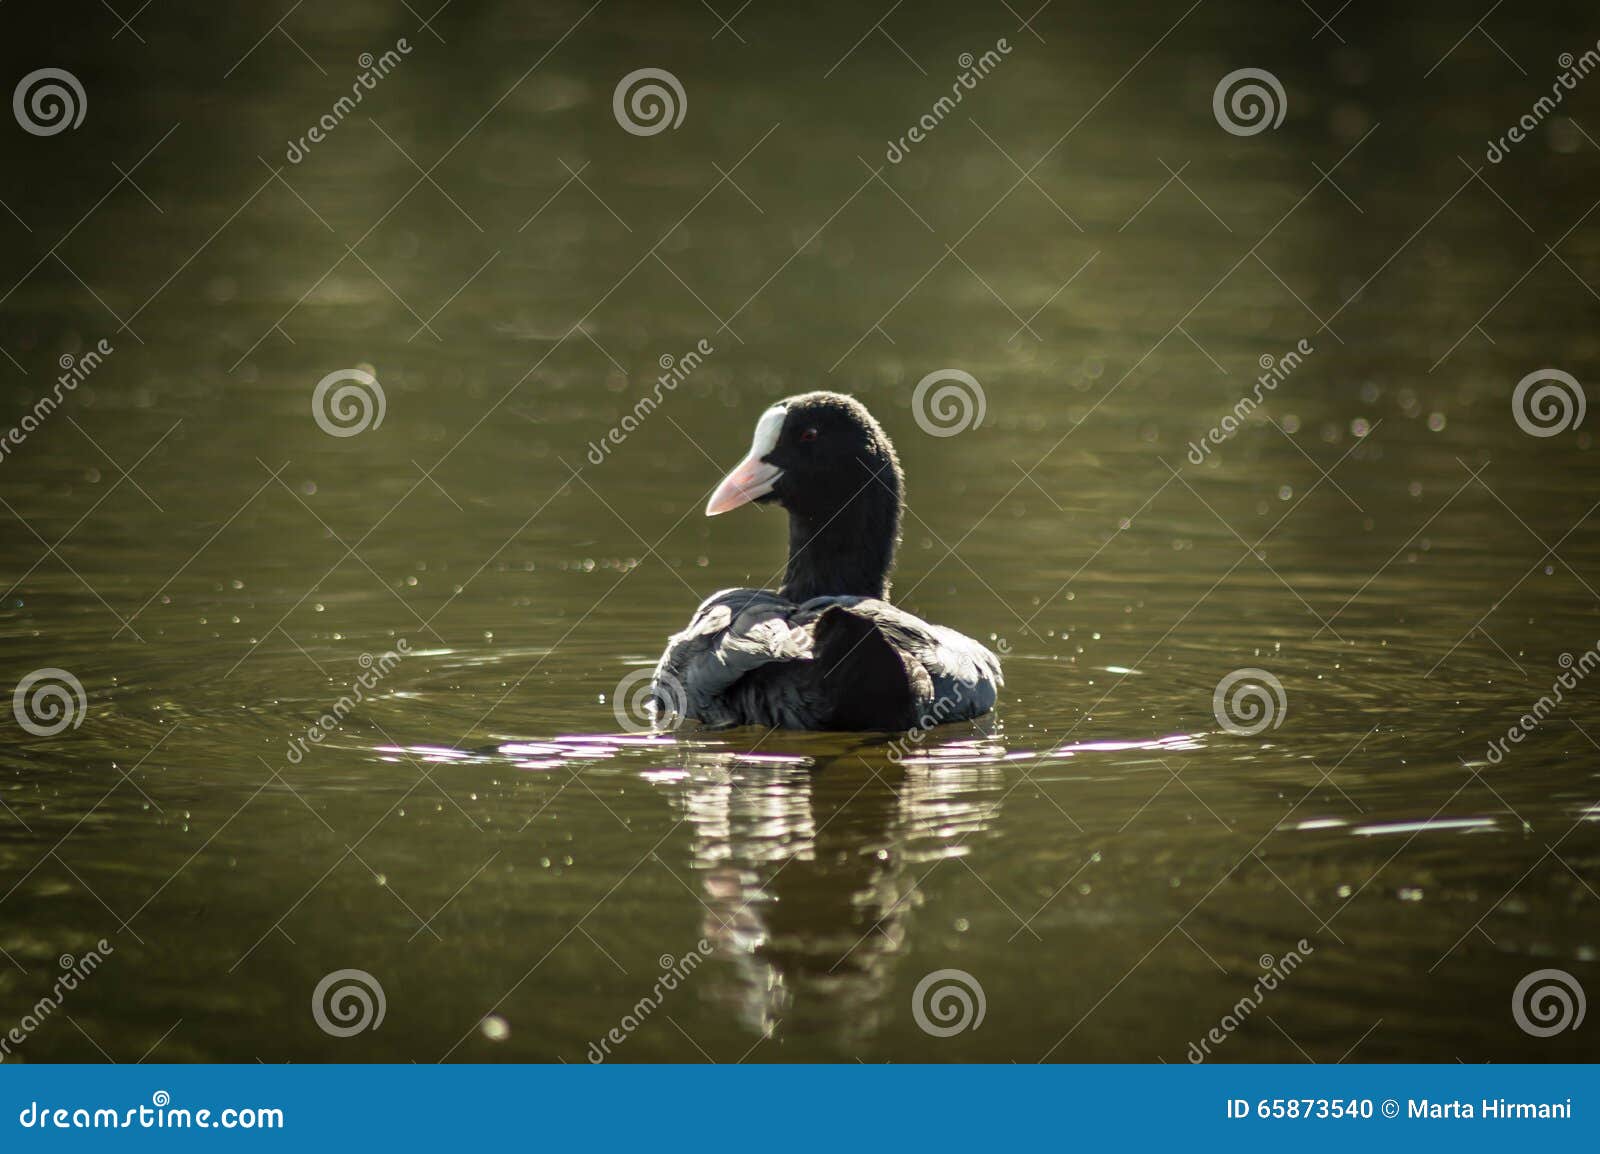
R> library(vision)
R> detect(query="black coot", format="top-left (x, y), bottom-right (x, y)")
top-left (650, 391), bottom-right (1003, 731)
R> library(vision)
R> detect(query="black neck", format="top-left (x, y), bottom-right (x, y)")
top-left (779, 463), bottom-right (900, 603)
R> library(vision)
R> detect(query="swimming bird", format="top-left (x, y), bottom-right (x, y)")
top-left (649, 391), bottom-right (1002, 731)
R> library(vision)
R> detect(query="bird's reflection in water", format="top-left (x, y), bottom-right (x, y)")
top-left (662, 730), bottom-right (1009, 1047)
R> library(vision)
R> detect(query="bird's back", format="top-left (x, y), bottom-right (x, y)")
top-left (651, 588), bottom-right (1002, 731)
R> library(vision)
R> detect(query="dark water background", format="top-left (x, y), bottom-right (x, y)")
top-left (1, 0), bottom-right (1597, 1061)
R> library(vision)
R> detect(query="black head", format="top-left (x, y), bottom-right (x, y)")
top-left (706, 391), bottom-right (904, 602)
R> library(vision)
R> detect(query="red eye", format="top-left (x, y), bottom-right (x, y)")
top-left (800, 427), bottom-right (819, 442)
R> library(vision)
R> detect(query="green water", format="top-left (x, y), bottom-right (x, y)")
top-left (1, 0), bottom-right (1597, 1062)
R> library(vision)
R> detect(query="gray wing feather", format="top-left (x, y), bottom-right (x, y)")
top-left (651, 589), bottom-right (803, 724)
